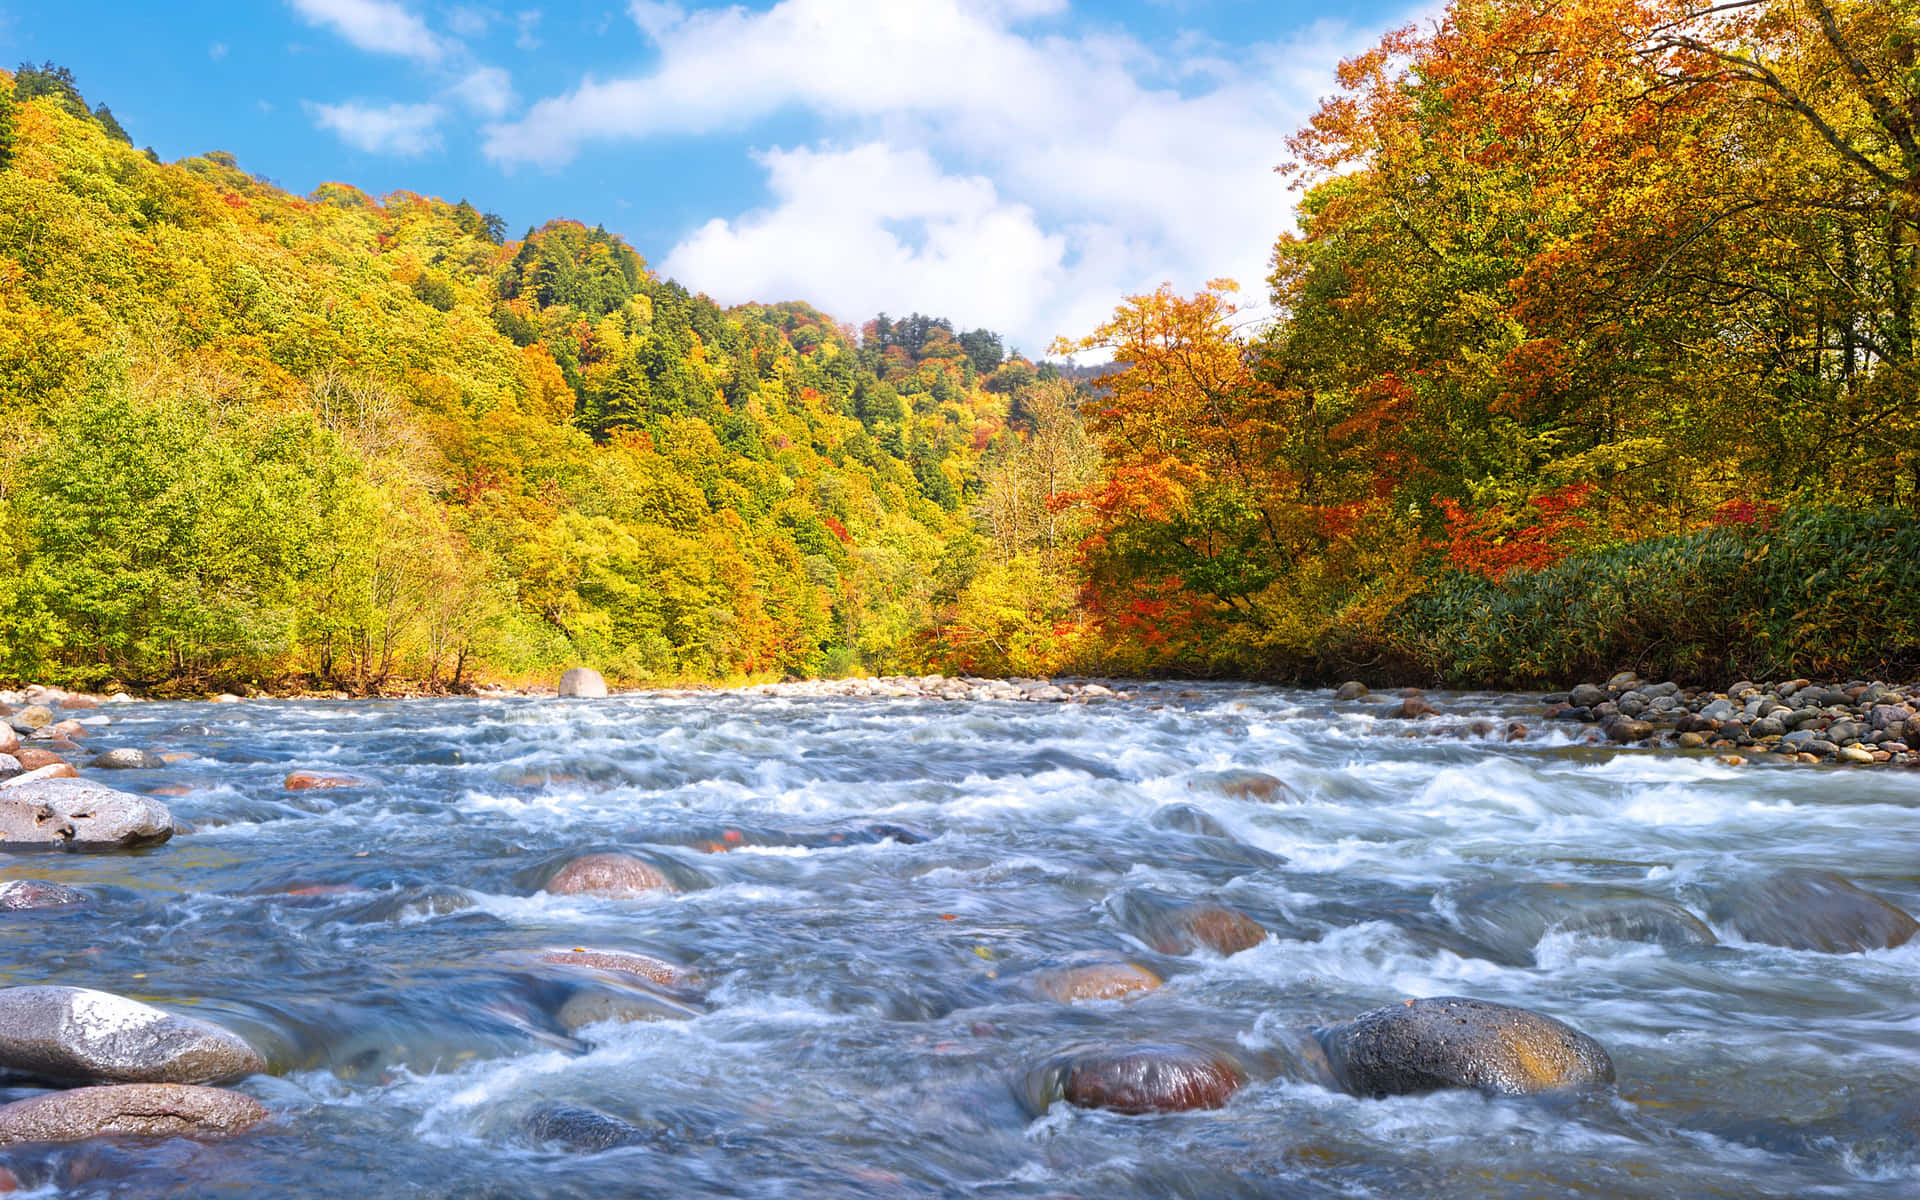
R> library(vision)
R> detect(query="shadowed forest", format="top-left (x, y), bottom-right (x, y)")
top-left (1, 0), bottom-right (1917, 693)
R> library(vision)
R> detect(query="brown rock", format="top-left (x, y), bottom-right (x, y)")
top-left (12, 749), bottom-right (63, 772)
top-left (1110, 890), bottom-right (1265, 957)
top-left (1319, 996), bottom-right (1614, 1098)
top-left (284, 771), bottom-right (363, 790)
top-left (1021, 1044), bottom-right (1244, 1115)
top-left (1192, 769), bottom-right (1298, 804)
top-left (0, 726), bottom-right (14, 756)
top-left (537, 948), bottom-right (698, 993)
top-left (543, 853), bottom-right (675, 898)
top-left (1, 763), bottom-right (79, 785)
top-left (1028, 961), bottom-right (1162, 1003)
top-left (1383, 697), bottom-right (1441, 719)
top-left (57, 696), bottom-right (100, 711)
top-left (0, 1084), bottom-right (267, 1146)
top-left (10, 707), bottom-right (52, 732)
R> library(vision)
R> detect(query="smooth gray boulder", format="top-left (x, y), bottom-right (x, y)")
top-left (0, 986), bottom-right (265, 1085)
top-left (0, 780), bottom-right (173, 850)
top-left (88, 749), bottom-right (165, 770)
top-left (557, 668), bottom-right (608, 698)
top-left (1319, 996), bottom-right (1614, 1098)
top-left (0, 1083), bottom-right (267, 1145)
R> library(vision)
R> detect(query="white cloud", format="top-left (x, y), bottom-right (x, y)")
top-left (209, 42), bottom-right (230, 61)
top-left (308, 100), bottom-right (446, 156)
top-left (450, 66), bottom-right (515, 117)
top-left (663, 144), bottom-right (1067, 343)
top-left (288, 0), bottom-right (448, 64)
top-left (447, 5), bottom-right (496, 38)
top-left (484, 0), bottom-right (1411, 349)
top-left (514, 9), bottom-right (542, 50)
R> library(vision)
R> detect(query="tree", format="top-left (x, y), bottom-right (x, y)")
top-left (0, 78), bottom-right (15, 172)
top-left (91, 102), bottom-right (131, 144)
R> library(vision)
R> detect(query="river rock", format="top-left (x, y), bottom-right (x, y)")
top-left (0, 754), bottom-right (18, 780)
top-left (1192, 769), bottom-right (1297, 804)
top-left (283, 771), bottom-right (363, 791)
top-left (1707, 870), bottom-right (1918, 953)
top-left (1605, 717), bottom-right (1654, 743)
top-left (1150, 803), bottom-right (1231, 839)
top-left (557, 668), bottom-right (608, 699)
top-left (555, 987), bottom-right (702, 1032)
top-left (0, 879), bottom-right (90, 910)
top-left (1020, 1044), bottom-right (1244, 1115)
top-left (0, 726), bottom-right (15, 756)
top-left (1318, 996), bottom-right (1614, 1098)
top-left (7, 707), bottom-right (51, 733)
top-left (1333, 682), bottom-right (1369, 701)
top-left (520, 1102), bottom-right (650, 1151)
top-left (0, 987), bottom-right (265, 1085)
top-left (0, 780), bottom-right (173, 850)
top-left (1448, 883), bottom-right (1715, 965)
top-left (1568, 683), bottom-right (1607, 709)
top-left (1383, 697), bottom-right (1440, 720)
top-left (1027, 961), bottom-right (1162, 1003)
top-left (0, 1083), bottom-right (266, 1146)
top-left (88, 749), bottom-right (164, 771)
top-left (57, 696), bottom-right (99, 711)
top-left (537, 948), bottom-right (699, 994)
top-left (543, 852), bottom-right (676, 898)
top-left (1109, 890), bottom-right (1266, 957)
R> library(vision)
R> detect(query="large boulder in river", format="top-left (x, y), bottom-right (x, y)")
top-left (1318, 996), bottom-right (1614, 1098)
top-left (542, 852), bottom-right (676, 898)
top-left (88, 749), bottom-right (165, 771)
top-left (0, 780), bottom-right (173, 850)
top-left (1020, 1044), bottom-right (1245, 1115)
top-left (1448, 882), bottom-right (1716, 965)
top-left (0, 1083), bottom-right (267, 1146)
top-left (0, 987), bottom-right (265, 1085)
top-left (1108, 889), bottom-right (1266, 957)
top-left (557, 668), bottom-right (608, 698)
top-left (520, 1102), bottom-right (651, 1152)
top-left (1707, 870), bottom-right (1918, 953)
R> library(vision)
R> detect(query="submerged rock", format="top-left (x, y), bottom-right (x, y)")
top-left (0, 1083), bottom-right (267, 1146)
top-left (542, 852), bottom-right (678, 898)
top-left (1333, 681), bottom-right (1370, 701)
top-left (1149, 803), bottom-right (1230, 839)
top-left (0, 780), bottom-right (173, 850)
top-left (283, 771), bottom-right (364, 791)
top-left (0, 879), bottom-right (91, 910)
top-left (1318, 996), bottom-right (1614, 1098)
top-left (1025, 961), bottom-right (1162, 1004)
top-left (557, 668), bottom-right (609, 698)
top-left (1707, 870), bottom-right (1918, 953)
top-left (1021, 1043), bottom-right (1244, 1115)
top-left (555, 987), bottom-right (702, 1032)
top-left (1191, 769), bottom-right (1298, 804)
top-left (0, 987), bottom-right (265, 1085)
top-left (1448, 882), bottom-right (1716, 965)
top-left (520, 1102), bottom-right (650, 1152)
top-left (1383, 696), bottom-right (1441, 720)
top-left (1108, 890), bottom-right (1266, 957)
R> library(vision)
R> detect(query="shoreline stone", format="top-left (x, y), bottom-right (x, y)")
top-left (0, 780), bottom-right (173, 850)
top-left (0, 987), bottom-right (265, 1086)
top-left (0, 1083), bottom-right (267, 1145)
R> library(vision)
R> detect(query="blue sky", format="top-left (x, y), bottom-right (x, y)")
top-left (0, 0), bottom-right (1422, 353)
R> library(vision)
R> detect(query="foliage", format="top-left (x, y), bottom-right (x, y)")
top-left (0, 67), bottom-right (1017, 692)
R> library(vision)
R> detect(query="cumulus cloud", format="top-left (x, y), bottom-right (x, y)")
top-left (663, 144), bottom-right (1067, 343)
top-left (450, 66), bottom-right (515, 117)
top-left (308, 100), bottom-right (445, 156)
top-left (288, 0), bottom-right (448, 64)
top-left (484, 0), bottom-right (1409, 348)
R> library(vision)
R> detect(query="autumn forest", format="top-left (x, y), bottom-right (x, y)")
top-left (2, 0), bottom-right (1917, 694)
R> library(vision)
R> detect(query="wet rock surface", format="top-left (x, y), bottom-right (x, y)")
top-left (1024, 961), bottom-right (1162, 1004)
top-left (540, 852), bottom-right (682, 898)
top-left (0, 1084), bottom-right (267, 1146)
top-left (1108, 890), bottom-right (1266, 957)
top-left (0, 987), bottom-right (265, 1085)
top-left (0, 780), bottom-right (173, 850)
top-left (1021, 1044), bottom-right (1245, 1115)
top-left (0, 880), bottom-right (91, 911)
top-left (1707, 870), bottom-right (1919, 953)
top-left (1447, 882), bottom-right (1716, 965)
top-left (1318, 996), bottom-right (1615, 1098)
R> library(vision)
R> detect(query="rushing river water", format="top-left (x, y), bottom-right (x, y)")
top-left (5, 683), bottom-right (1920, 1198)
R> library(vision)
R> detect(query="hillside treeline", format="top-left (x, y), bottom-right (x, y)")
top-left (0, 64), bottom-right (1060, 692)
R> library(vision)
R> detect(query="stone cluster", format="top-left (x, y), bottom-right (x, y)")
top-left (747, 674), bottom-right (1127, 703)
top-left (1539, 672), bottom-right (1920, 764)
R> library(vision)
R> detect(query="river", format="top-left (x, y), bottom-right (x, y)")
top-left (4, 682), bottom-right (1919, 1197)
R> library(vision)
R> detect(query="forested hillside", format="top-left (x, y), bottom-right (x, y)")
top-left (1041, 0), bottom-right (1920, 685)
top-left (0, 63), bottom-right (1059, 692)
